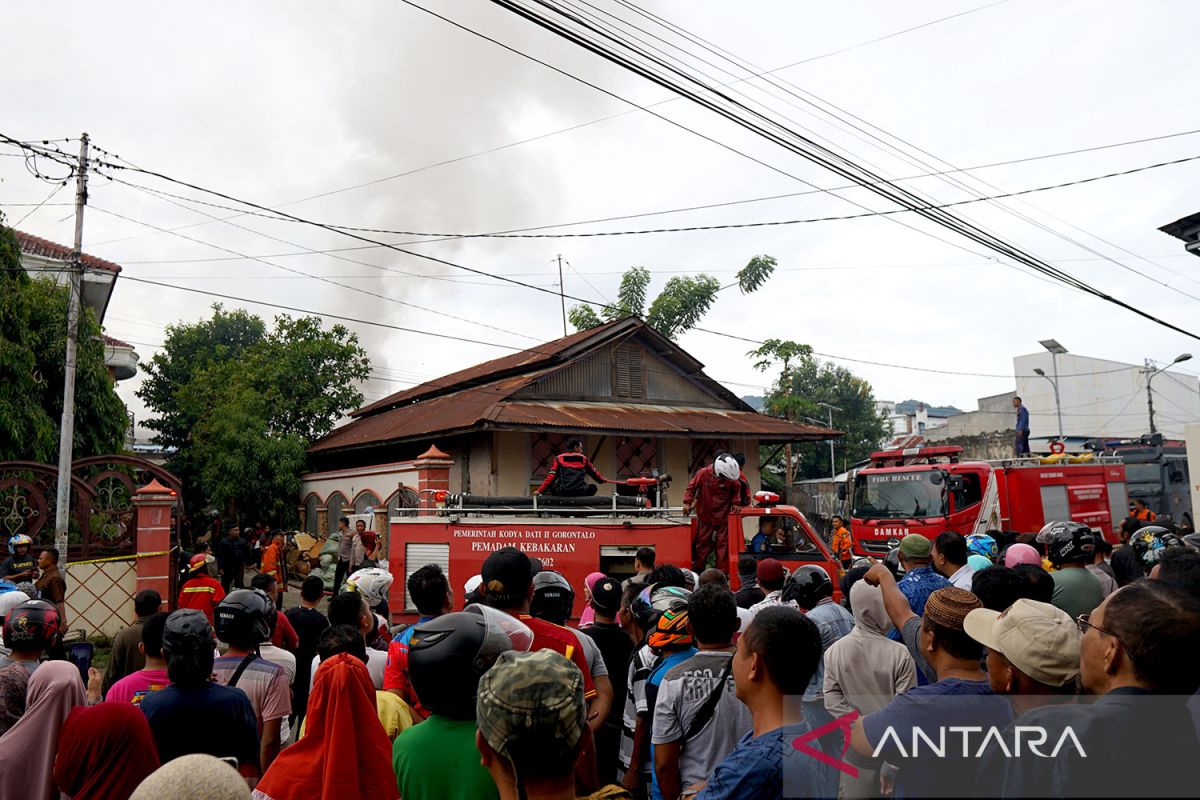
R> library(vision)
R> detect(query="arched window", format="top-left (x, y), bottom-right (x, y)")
top-left (354, 491), bottom-right (381, 514)
top-left (326, 492), bottom-right (348, 532)
top-left (304, 494), bottom-right (321, 535)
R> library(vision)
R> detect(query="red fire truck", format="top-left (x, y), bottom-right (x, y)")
top-left (385, 482), bottom-right (839, 624)
top-left (848, 445), bottom-right (1129, 557)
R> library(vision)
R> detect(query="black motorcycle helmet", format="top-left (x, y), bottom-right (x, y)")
top-left (214, 588), bottom-right (276, 646)
top-left (408, 606), bottom-right (532, 720)
top-left (781, 565), bottom-right (833, 610)
top-left (529, 570), bottom-right (575, 626)
top-left (2, 599), bottom-right (60, 652)
top-left (161, 609), bottom-right (217, 656)
top-left (1036, 521), bottom-right (1096, 566)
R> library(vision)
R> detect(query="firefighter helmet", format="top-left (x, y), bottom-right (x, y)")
top-left (713, 454), bottom-right (740, 482)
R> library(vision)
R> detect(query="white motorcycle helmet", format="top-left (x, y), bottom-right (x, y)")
top-left (346, 567), bottom-right (394, 607)
top-left (714, 454), bottom-right (740, 481)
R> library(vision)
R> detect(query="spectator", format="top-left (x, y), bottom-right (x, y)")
top-left (981, 581), bottom-right (1200, 797)
top-left (647, 564), bottom-right (688, 590)
top-left (786, 566), bottom-right (855, 799)
top-left (106, 611), bottom-right (172, 704)
top-left (258, 532), bottom-right (286, 610)
top-left (746, 558), bottom-right (794, 616)
top-left (384, 563), bottom-right (452, 717)
top-left (1150, 546), bottom-right (1200, 601)
top-left (140, 610), bottom-right (259, 774)
top-left (824, 580), bottom-right (917, 799)
top-left (356, 519), bottom-right (380, 568)
top-left (697, 568), bottom-right (727, 588)
top-left (284, 575), bottom-right (329, 722)
top-left (177, 553), bottom-right (225, 625)
top-left (652, 585), bottom-right (750, 800)
top-left (530, 571), bottom-right (612, 733)
top-left (970, 565), bottom-right (1023, 612)
top-left (0, 599), bottom-right (57, 674)
top-left (102, 589), bottom-right (161, 695)
top-left (311, 626), bottom-right (413, 741)
top-left (625, 547), bottom-right (656, 589)
top-left (583, 576), bottom-right (634, 784)
top-left (1037, 521), bottom-right (1104, 619)
top-left (53, 703), bottom-right (160, 800)
top-left (217, 528), bottom-right (249, 592)
top-left (1013, 562), bottom-right (1055, 603)
top-left (34, 547), bottom-right (67, 629)
top-left (331, 517), bottom-right (356, 595)
top-left (1003, 542), bottom-right (1043, 568)
top-left (695, 607), bottom-right (821, 800)
top-left (0, 535), bottom-right (35, 583)
top-left (395, 610), bottom-right (532, 800)
top-left (250, 573), bottom-right (299, 652)
top-left (128, 754), bottom-right (250, 800)
top-left (933, 531), bottom-right (975, 590)
top-left (254, 653), bottom-right (399, 800)
top-left (212, 589), bottom-right (290, 772)
top-left (312, 592), bottom-right (387, 690)
top-left (851, 584), bottom-right (1013, 798)
top-left (733, 555), bottom-right (765, 609)
top-left (1131, 498), bottom-right (1157, 522)
top-left (0, 662), bottom-right (26, 736)
top-left (579, 571), bottom-right (606, 628)
top-left (644, 597), bottom-right (698, 800)
top-left (893, 533), bottom-right (952, 625)
top-left (1090, 538), bottom-right (1118, 587)
top-left (0, 662), bottom-right (84, 800)
top-left (618, 582), bottom-right (663, 792)
top-left (476, 649), bottom-right (625, 800)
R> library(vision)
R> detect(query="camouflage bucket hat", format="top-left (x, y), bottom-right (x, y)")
top-left (476, 649), bottom-right (585, 763)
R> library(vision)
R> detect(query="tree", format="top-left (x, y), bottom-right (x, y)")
top-left (750, 339), bottom-right (889, 487)
top-left (568, 255), bottom-right (777, 339)
top-left (0, 220), bottom-right (127, 461)
top-left (138, 307), bottom-right (370, 522)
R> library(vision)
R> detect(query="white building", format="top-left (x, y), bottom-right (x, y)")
top-left (876, 400), bottom-right (957, 438)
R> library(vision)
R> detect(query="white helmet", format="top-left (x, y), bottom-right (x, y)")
top-left (714, 454), bottom-right (740, 481)
top-left (346, 567), bottom-right (394, 607)
top-left (464, 574), bottom-right (483, 595)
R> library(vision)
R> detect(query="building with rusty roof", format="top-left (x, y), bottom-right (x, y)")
top-left (300, 317), bottom-right (836, 535)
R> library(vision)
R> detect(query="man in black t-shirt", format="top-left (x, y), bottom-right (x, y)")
top-left (284, 576), bottom-right (330, 720)
top-left (583, 576), bottom-right (634, 783)
top-left (733, 556), bottom-right (765, 609)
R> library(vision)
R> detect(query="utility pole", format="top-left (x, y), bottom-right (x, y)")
top-left (1143, 353), bottom-right (1193, 435)
top-left (555, 254), bottom-right (567, 336)
top-left (53, 133), bottom-right (89, 565)
top-left (817, 401), bottom-right (842, 483)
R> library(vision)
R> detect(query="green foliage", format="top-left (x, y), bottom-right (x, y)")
top-left (138, 305), bottom-right (370, 522)
top-left (0, 221), bottom-right (127, 461)
top-left (567, 256), bottom-right (776, 340)
top-left (751, 339), bottom-right (889, 482)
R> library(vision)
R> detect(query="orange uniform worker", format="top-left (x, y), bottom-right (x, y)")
top-left (830, 514), bottom-right (853, 569)
top-left (177, 553), bottom-right (225, 625)
top-left (1131, 499), bottom-right (1157, 523)
top-left (683, 453), bottom-right (750, 573)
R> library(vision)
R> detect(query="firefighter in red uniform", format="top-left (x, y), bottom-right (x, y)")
top-left (682, 453), bottom-right (749, 572)
top-left (535, 437), bottom-right (609, 497)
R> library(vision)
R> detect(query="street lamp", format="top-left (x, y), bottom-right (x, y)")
top-left (817, 402), bottom-right (842, 483)
top-left (1038, 340), bottom-right (1067, 445)
top-left (1144, 353), bottom-right (1193, 434)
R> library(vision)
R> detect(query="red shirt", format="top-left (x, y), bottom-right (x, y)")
top-left (177, 575), bottom-right (225, 624)
top-left (518, 614), bottom-right (597, 699)
top-left (270, 610), bottom-right (299, 651)
top-left (360, 531), bottom-right (379, 560)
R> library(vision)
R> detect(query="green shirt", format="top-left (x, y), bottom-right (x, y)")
top-left (393, 714), bottom-right (499, 800)
top-left (1051, 567), bottom-right (1105, 620)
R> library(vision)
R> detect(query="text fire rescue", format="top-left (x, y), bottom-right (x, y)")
top-left (455, 527), bottom-right (598, 557)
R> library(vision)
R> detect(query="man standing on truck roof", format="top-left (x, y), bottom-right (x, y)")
top-left (683, 454), bottom-right (750, 573)
top-left (1013, 396), bottom-right (1031, 457)
top-left (535, 437), bottom-right (609, 497)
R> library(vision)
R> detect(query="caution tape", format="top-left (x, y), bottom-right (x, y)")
top-left (68, 547), bottom-right (178, 566)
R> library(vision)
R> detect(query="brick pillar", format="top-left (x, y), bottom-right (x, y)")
top-left (415, 445), bottom-right (454, 514)
top-left (133, 479), bottom-right (176, 604)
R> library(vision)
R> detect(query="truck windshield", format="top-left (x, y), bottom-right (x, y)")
top-left (853, 471), bottom-right (947, 519)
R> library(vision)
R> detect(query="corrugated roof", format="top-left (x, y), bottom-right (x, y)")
top-left (14, 230), bottom-right (122, 273)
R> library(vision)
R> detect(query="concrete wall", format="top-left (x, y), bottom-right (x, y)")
top-left (932, 430), bottom-right (1015, 461)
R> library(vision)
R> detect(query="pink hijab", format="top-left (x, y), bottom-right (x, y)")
top-left (1004, 543), bottom-right (1043, 568)
top-left (578, 572), bottom-right (606, 628)
top-left (0, 661), bottom-right (84, 800)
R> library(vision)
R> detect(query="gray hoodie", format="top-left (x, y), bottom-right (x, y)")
top-left (823, 581), bottom-right (917, 719)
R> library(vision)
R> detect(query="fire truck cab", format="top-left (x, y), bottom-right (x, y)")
top-left (849, 445), bottom-right (1128, 556)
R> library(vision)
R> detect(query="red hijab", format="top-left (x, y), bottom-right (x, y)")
top-left (54, 702), bottom-right (160, 800)
top-left (253, 653), bottom-right (398, 800)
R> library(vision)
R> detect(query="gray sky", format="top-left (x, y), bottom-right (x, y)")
top-left (5, 0), bottom-right (1200, 435)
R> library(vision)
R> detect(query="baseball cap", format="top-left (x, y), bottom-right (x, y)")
top-left (477, 649), bottom-right (586, 766)
top-left (899, 534), bottom-right (933, 559)
top-left (590, 576), bottom-right (622, 615)
top-left (757, 558), bottom-right (784, 583)
top-left (963, 598), bottom-right (1081, 687)
top-left (481, 547), bottom-right (536, 605)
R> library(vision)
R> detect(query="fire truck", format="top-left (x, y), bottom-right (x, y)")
top-left (848, 445), bottom-right (1128, 557)
top-left (385, 477), bottom-right (839, 624)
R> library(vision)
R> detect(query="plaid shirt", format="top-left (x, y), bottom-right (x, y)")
top-left (887, 566), bottom-right (951, 643)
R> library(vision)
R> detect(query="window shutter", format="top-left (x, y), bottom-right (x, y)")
top-left (614, 345), bottom-right (645, 399)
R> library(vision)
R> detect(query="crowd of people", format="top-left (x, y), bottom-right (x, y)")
top-left (0, 509), bottom-right (1197, 799)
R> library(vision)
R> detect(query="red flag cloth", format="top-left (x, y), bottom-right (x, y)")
top-left (252, 653), bottom-right (399, 800)
top-left (54, 702), bottom-right (160, 800)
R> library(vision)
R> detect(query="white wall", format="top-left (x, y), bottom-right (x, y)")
top-left (1013, 352), bottom-right (1199, 440)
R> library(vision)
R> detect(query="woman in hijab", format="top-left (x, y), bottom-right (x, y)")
top-left (577, 572), bottom-right (605, 628)
top-left (252, 653), bottom-right (398, 800)
top-left (0, 661), bottom-right (84, 800)
top-left (130, 754), bottom-right (249, 800)
top-left (54, 702), bottom-right (160, 799)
